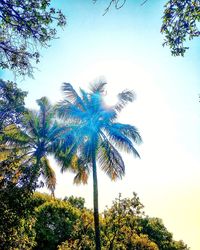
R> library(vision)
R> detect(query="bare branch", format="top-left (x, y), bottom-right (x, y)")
top-left (141, 0), bottom-right (149, 6)
top-left (93, 0), bottom-right (127, 16)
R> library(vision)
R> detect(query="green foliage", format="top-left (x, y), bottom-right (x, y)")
top-left (139, 217), bottom-right (189, 250)
top-left (59, 192), bottom-right (188, 250)
top-left (162, 0), bottom-right (200, 56)
top-left (101, 193), bottom-right (158, 250)
top-left (0, 0), bottom-right (66, 76)
top-left (0, 80), bottom-right (37, 248)
top-left (100, 193), bottom-right (189, 250)
top-left (34, 199), bottom-right (80, 250)
top-left (0, 186), bottom-right (36, 249)
top-left (0, 79), bottom-right (27, 130)
top-left (2, 97), bottom-right (67, 194)
top-left (0, 147), bottom-right (34, 189)
top-left (139, 217), bottom-right (173, 249)
top-left (58, 208), bottom-right (95, 250)
top-left (64, 195), bottom-right (85, 210)
top-left (32, 191), bottom-right (53, 208)
top-left (0, 189), bottom-right (189, 249)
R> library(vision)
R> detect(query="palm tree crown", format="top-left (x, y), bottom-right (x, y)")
top-left (57, 82), bottom-right (141, 178)
top-left (3, 97), bottom-right (65, 194)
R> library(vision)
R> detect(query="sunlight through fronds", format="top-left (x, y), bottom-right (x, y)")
top-left (89, 80), bottom-right (107, 94)
top-left (57, 82), bottom-right (141, 182)
top-left (62, 83), bottom-right (85, 109)
top-left (56, 81), bottom-right (141, 250)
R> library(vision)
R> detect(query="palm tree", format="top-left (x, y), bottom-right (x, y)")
top-left (2, 97), bottom-right (65, 194)
top-left (56, 82), bottom-right (142, 249)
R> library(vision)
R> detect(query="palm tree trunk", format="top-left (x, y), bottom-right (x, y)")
top-left (92, 151), bottom-right (101, 250)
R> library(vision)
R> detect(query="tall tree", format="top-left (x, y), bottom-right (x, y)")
top-left (56, 82), bottom-right (142, 249)
top-left (2, 97), bottom-right (65, 194)
top-left (0, 0), bottom-right (66, 76)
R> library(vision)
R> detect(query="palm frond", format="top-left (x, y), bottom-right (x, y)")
top-left (98, 138), bottom-right (125, 180)
top-left (3, 124), bottom-right (31, 147)
top-left (47, 122), bottom-right (66, 141)
top-left (56, 101), bottom-right (85, 122)
top-left (54, 125), bottom-right (81, 153)
top-left (89, 92), bottom-right (103, 113)
top-left (57, 142), bottom-right (79, 172)
top-left (24, 111), bottom-right (40, 138)
top-left (36, 96), bottom-right (51, 110)
top-left (36, 97), bottom-right (52, 117)
top-left (73, 169), bottom-right (89, 185)
top-left (73, 157), bottom-right (90, 185)
top-left (40, 156), bottom-right (56, 195)
top-left (62, 83), bottom-right (85, 109)
top-left (37, 97), bottom-right (54, 139)
top-left (115, 90), bottom-right (135, 112)
top-left (104, 126), bottom-right (140, 158)
top-left (80, 88), bottom-right (90, 106)
top-left (108, 123), bottom-right (142, 144)
top-left (80, 137), bottom-right (93, 162)
top-left (89, 80), bottom-right (107, 94)
top-left (98, 108), bottom-right (117, 124)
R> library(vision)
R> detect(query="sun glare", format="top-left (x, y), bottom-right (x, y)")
top-left (72, 59), bottom-right (154, 108)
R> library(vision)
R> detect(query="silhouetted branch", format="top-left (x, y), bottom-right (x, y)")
top-left (141, 0), bottom-right (148, 6)
top-left (93, 0), bottom-right (127, 15)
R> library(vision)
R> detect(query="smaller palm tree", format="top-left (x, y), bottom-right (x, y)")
top-left (56, 82), bottom-right (142, 249)
top-left (2, 97), bottom-right (66, 194)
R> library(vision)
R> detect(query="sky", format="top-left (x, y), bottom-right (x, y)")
top-left (1, 0), bottom-right (200, 249)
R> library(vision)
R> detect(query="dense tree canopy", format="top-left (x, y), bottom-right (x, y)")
top-left (161, 0), bottom-right (200, 56)
top-left (0, 79), bottom-right (27, 130)
top-left (58, 192), bottom-right (189, 250)
top-left (0, 80), bottom-right (30, 190)
top-left (0, 0), bottom-right (66, 76)
top-left (0, 189), bottom-right (189, 249)
top-left (0, 184), bottom-right (36, 249)
top-left (34, 198), bottom-right (80, 250)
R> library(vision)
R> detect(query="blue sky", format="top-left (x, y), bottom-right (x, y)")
top-left (2, 1), bottom-right (200, 249)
